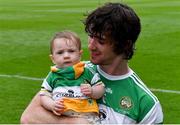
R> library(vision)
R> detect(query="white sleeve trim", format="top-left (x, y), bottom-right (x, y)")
top-left (41, 79), bottom-right (52, 92)
top-left (140, 101), bottom-right (163, 123)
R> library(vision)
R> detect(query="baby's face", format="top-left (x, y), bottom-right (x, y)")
top-left (50, 38), bottom-right (82, 68)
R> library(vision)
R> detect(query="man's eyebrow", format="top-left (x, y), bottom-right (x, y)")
top-left (93, 34), bottom-right (106, 40)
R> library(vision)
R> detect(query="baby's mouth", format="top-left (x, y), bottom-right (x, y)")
top-left (64, 61), bottom-right (72, 65)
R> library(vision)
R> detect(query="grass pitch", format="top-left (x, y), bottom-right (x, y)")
top-left (0, 0), bottom-right (180, 123)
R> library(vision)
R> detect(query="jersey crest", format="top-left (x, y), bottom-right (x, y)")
top-left (120, 96), bottom-right (133, 109)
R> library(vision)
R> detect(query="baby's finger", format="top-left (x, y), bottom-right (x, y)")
top-left (53, 110), bottom-right (61, 116)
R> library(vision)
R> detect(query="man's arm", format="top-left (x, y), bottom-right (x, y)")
top-left (20, 92), bottom-right (89, 124)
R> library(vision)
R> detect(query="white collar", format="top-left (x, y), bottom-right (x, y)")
top-left (97, 65), bottom-right (134, 80)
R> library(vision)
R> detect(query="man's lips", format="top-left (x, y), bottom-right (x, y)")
top-left (91, 52), bottom-right (101, 57)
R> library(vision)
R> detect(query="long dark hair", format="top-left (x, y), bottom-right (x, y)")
top-left (84, 3), bottom-right (141, 60)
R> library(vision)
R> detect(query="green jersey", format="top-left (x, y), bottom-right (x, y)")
top-left (86, 61), bottom-right (163, 124)
top-left (40, 62), bottom-right (102, 114)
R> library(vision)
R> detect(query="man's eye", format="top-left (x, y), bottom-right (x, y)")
top-left (89, 35), bottom-right (93, 38)
top-left (88, 33), bottom-right (93, 38)
top-left (98, 39), bottom-right (105, 45)
top-left (88, 34), bottom-right (105, 45)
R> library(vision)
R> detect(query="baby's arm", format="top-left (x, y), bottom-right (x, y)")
top-left (80, 82), bottom-right (105, 99)
top-left (40, 95), bottom-right (65, 116)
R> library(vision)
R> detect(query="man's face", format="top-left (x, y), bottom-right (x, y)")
top-left (88, 35), bottom-right (117, 65)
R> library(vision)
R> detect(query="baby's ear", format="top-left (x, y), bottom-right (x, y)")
top-left (49, 54), bottom-right (55, 64)
top-left (80, 50), bottom-right (83, 55)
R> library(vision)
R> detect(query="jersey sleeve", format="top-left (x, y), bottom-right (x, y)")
top-left (90, 72), bottom-right (104, 87)
top-left (40, 72), bottom-right (53, 97)
top-left (139, 101), bottom-right (163, 124)
top-left (84, 61), bottom-right (104, 86)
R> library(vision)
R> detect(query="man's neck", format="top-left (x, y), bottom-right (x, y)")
top-left (99, 59), bottom-right (129, 76)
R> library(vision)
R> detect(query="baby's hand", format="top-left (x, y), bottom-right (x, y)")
top-left (52, 99), bottom-right (65, 116)
top-left (80, 84), bottom-right (92, 97)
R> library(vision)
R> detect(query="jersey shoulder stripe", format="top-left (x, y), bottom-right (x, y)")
top-left (130, 73), bottom-right (158, 102)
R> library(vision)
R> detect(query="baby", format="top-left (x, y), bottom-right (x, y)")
top-left (39, 31), bottom-right (105, 124)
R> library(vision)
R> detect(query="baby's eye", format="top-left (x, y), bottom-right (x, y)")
top-left (68, 49), bottom-right (75, 53)
top-left (57, 51), bottom-right (63, 54)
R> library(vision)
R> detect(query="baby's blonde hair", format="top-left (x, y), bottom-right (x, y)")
top-left (50, 31), bottom-right (81, 54)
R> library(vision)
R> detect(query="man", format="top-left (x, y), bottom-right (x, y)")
top-left (21, 2), bottom-right (163, 124)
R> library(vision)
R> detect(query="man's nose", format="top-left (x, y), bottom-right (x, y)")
top-left (88, 37), bottom-right (96, 50)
